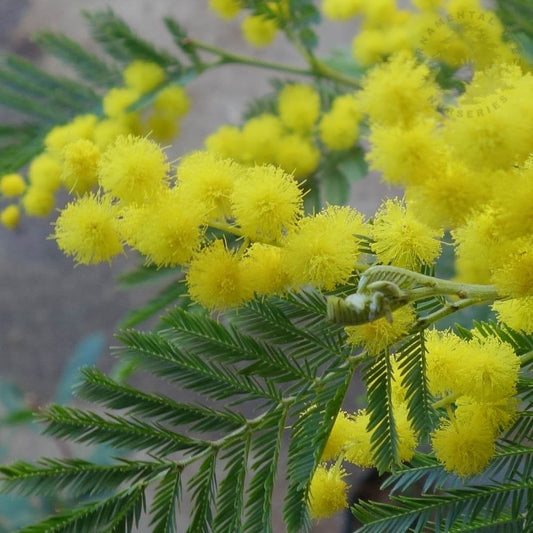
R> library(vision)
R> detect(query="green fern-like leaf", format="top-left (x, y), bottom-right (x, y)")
top-left (363, 349), bottom-right (399, 473)
top-left (149, 466), bottom-right (182, 533)
top-left (84, 9), bottom-right (180, 68)
top-left (396, 332), bottom-right (436, 440)
top-left (115, 328), bottom-right (280, 403)
top-left (187, 453), bottom-right (217, 533)
top-left (75, 367), bottom-right (246, 433)
top-left (0, 457), bottom-right (164, 498)
top-left (34, 31), bottom-right (122, 87)
top-left (353, 479), bottom-right (532, 533)
top-left (40, 405), bottom-right (207, 455)
top-left (243, 408), bottom-right (286, 533)
top-left (18, 483), bottom-right (146, 533)
top-left (213, 438), bottom-right (249, 533)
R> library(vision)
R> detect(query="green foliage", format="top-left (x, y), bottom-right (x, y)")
top-left (0, 291), bottom-right (359, 531)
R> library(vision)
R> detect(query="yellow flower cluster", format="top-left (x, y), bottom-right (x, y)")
top-left (426, 329), bottom-right (520, 476)
top-left (322, 0), bottom-right (520, 70)
top-left (206, 84), bottom-right (361, 177)
top-left (358, 49), bottom-right (533, 331)
top-left (314, 376), bottom-right (418, 519)
top-left (0, 61), bottom-right (190, 230)
top-left (209, 0), bottom-right (286, 48)
top-left (51, 144), bottom-right (369, 310)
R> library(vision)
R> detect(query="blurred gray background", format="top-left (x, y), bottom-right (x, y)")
top-left (0, 2), bottom-right (392, 531)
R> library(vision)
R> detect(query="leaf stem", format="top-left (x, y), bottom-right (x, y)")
top-left (433, 392), bottom-right (460, 410)
top-left (520, 349), bottom-right (533, 367)
top-left (188, 38), bottom-right (359, 87)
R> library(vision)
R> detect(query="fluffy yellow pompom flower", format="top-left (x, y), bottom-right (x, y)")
top-left (283, 206), bottom-right (366, 290)
top-left (209, 0), bottom-right (241, 19)
top-left (345, 306), bottom-right (416, 355)
top-left (98, 135), bottom-right (169, 203)
top-left (358, 53), bottom-right (441, 127)
top-left (452, 207), bottom-right (500, 284)
top-left (120, 189), bottom-right (206, 267)
top-left (274, 134), bottom-right (320, 178)
top-left (455, 396), bottom-right (517, 435)
top-left (205, 125), bottom-right (243, 161)
top-left (93, 118), bottom-right (133, 151)
top-left (153, 85), bottom-right (190, 118)
top-left (53, 194), bottom-right (123, 264)
top-left (21, 187), bottom-right (55, 217)
top-left (277, 84), bottom-right (321, 134)
top-left (1, 205), bottom-right (20, 229)
top-left (123, 61), bottom-right (165, 94)
top-left (319, 111), bottom-right (359, 151)
top-left (366, 120), bottom-right (447, 186)
top-left (44, 115), bottom-right (98, 157)
top-left (425, 329), bottom-right (469, 397)
top-left (28, 154), bottom-right (62, 192)
top-left (321, 411), bottom-right (358, 461)
top-left (177, 151), bottom-right (240, 221)
top-left (242, 243), bottom-right (291, 296)
top-left (491, 238), bottom-right (533, 298)
top-left (242, 15), bottom-right (278, 47)
top-left (240, 114), bottom-right (284, 165)
top-left (231, 165), bottom-right (303, 242)
top-left (344, 410), bottom-right (374, 468)
top-left (0, 173), bottom-right (26, 197)
top-left (431, 415), bottom-right (495, 477)
top-left (352, 29), bottom-right (390, 66)
top-left (308, 463), bottom-right (349, 520)
top-left (61, 139), bottom-right (100, 195)
top-left (322, 0), bottom-right (362, 20)
top-left (102, 88), bottom-right (140, 118)
top-left (371, 199), bottom-right (443, 269)
top-left (187, 240), bottom-right (254, 310)
top-left (493, 297), bottom-right (533, 334)
top-left (426, 331), bottom-right (520, 401)
top-left (405, 160), bottom-right (488, 229)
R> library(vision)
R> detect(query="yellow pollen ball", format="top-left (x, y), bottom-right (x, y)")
top-left (53, 194), bottom-right (123, 265)
top-left (242, 15), bottom-right (278, 48)
top-left (98, 135), bottom-right (169, 204)
top-left (431, 415), bottom-right (495, 477)
top-left (123, 60), bottom-right (165, 94)
top-left (186, 240), bottom-right (254, 310)
top-left (308, 464), bottom-right (349, 520)
top-left (277, 84), bottom-right (321, 134)
top-left (61, 139), bottom-right (101, 195)
top-left (28, 153), bottom-right (62, 192)
top-left (177, 151), bottom-right (240, 221)
top-left (22, 187), bottom-right (55, 217)
top-left (283, 206), bottom-right (366, 290)
top-left (0, 173), bottom-right (26, 197)
top-left (1, 205), bottom-right (20, 229)
top-left (231, 165), bottom-right (303, 242)
top-left (120, 188), bottom-right (206, 267)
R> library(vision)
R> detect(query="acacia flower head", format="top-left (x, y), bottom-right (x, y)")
top-left (177, 151), bottom-right (240, 221)
top-left (308, 463), bottom-right (349, 520)
top-left (231, 165), bottom-right (303, 242)
top-left (61, 139), bottom-right (100, 195)
top-left (283, 205), bottom-right (366, 290)
top-left (431, 414), bottom-right (495, 477)
top-left (98, 135), bottom-right (169, 204)
top-left (53, 193), bottom-right (123, 264)
top-left (186, 240), bottom-right (254, 310)
top-left (345, 305), bottom-right (416, 355)
top-left (371, 198), bottom-right (443, 269)
top-left (277, 83), bottom-right (321, 134)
